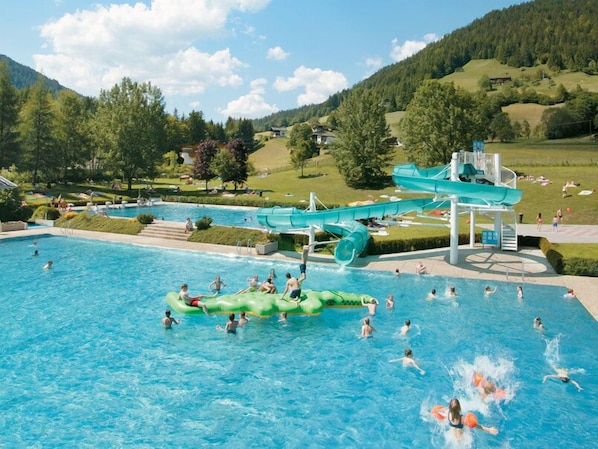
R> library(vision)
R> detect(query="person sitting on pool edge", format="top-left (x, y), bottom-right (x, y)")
top-left (179, 283), bottom-right (210, 315)
top-left (280, 245), bottom-right (309, 303)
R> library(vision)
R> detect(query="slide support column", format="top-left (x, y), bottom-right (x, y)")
top-left (450, 153), bottom-right (460, 265)
top-left (308, 192), bottom-right (316, 249)
top-left (469, 210), bottom-right (476, 248)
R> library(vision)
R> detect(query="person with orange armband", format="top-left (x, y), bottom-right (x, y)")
top-left (447, 398), bottom-right (499, 440)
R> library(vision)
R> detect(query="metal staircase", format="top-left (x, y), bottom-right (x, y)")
top-left (501, 220), bottom-right (518, 251)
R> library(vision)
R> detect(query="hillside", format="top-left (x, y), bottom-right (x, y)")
top-left (252, 0), bottom-right (598, 130)
top-left (0, 54), bottom-right (71, 95)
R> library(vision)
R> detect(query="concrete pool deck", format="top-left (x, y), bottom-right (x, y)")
top-left (2, 224), bottom-right (597, 321)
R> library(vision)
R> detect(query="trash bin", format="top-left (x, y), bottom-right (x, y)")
top-left (518, 213), bottom-right (524, 224)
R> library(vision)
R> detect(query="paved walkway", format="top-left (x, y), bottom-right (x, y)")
top-left (3, 224), bottom-right (598, 320)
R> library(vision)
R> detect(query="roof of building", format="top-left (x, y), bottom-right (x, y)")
top-left (0, 176), bottom-right (17, 190)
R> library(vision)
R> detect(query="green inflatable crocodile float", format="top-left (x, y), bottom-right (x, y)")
top-left (165, 289), bottom-right (373, 317)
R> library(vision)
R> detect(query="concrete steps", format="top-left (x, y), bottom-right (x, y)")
top-left (138, 221), bottom-right (189, 241)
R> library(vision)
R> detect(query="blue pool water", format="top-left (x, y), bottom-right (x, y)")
top-left (1, 235), bottom-right (596, 448)
top-left (102, 202), bottom-right (258, 227)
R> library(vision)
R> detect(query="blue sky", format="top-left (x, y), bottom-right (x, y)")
top-left (0, 0), bottom-right (526, 121)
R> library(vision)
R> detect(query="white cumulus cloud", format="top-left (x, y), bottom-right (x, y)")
top-left (33, 0), bottom-right (268, 98)
top-left (219, 78), bottom-right (279, 118)
top-left (274, 66), bottom-right (347, 106)
top-left (390, 33), bottom-right (439, 62)
top-left (267, 46), bottom-right (289, 60)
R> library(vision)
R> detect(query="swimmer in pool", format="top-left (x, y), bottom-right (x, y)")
top-left (43, 260), bottom-right (53, 270)
top-left (563, 288), bottom-right (576, 299)
top-left (361, 296), bottom-right (379, 315)
top-left (238, 311), bottom-right (249, 327)
top-left (216, 313), bottom-right (239, 334)
top-left (533, 317), bottom-right (545, 330)
top-left (278, 312), bottom-right (287, 322)
top-left (390, 348), bottom-right (425, 374)
top-left (400, 319), bottom-right (411, 335)
top-left (447, 398), bottom-right (499, 440)
top-left (448, 286), bottom-right (458, 297)
top-left (543, 365), bottom-right (583, 391)
top-left (484, 286), bottom-right (497, 295)
top-left (426, 289), bottom-right (437, 301)
top-left (162, 310), bottom-right (179, 329)
top-left (517, 285), bottom-right (524, 299)
top-left (361, 317), bottom-right (377, 338)
top-left (386, 294), bottom-right (394, 309)
top-left (208, 275), bottom-right (226, 293)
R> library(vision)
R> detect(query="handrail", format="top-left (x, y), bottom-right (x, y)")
top-left (236, 240), bottom-right (242, 254)
top-left (247, 238), bottom-right (254, 253)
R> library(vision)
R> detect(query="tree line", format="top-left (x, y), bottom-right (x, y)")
top-left (0, 62), bottom-right (257, 191)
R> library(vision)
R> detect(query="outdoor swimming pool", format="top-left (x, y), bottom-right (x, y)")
top-left (103, 202), bottom-right (258, 227)
top-left (1, 235), bottom-right (596, 448)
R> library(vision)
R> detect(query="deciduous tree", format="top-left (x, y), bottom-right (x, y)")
top-left (193, 139), bottom-right (219, 191)
top-left (287, 123), bottom-right (316, 177)
top-left (331, 89), bottom-right (394, 188)
top-left (95, 78), bottom-right (167, 190)
top-left (53, 90), bottom-right (91, 182)
top-left (401, 81), bottom-right (484, 166)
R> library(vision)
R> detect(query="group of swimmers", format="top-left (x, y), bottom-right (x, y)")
top-left (164, 245), bottom-right (311, 330)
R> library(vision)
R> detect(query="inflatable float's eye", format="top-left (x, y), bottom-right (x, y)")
top-left (326, 299), bottom-right (336, 306)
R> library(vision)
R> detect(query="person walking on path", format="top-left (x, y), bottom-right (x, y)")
top-left (536, 212), bottom-right (542, 231)
top-left (552, 215), bottom-right (558, 231)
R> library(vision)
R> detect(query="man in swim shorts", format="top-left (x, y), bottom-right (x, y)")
top-left (179, 283), bottom-right (211, 315)
top-left (280, 245), bottom-right (309, 303)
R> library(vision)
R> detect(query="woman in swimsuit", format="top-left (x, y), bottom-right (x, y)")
top-left (447, 398), bottom-right (499, 440)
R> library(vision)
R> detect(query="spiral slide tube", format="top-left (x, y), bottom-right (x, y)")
top-left (256, 198), bottom-right (438, 265)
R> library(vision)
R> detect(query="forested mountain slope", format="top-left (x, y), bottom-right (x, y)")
top-left (253, 0), bottom-right (598, 130)
top-left (0, 54), bottom-right (69, 95)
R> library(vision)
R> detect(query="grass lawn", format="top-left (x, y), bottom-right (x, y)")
top-left (554, 243), bottom-right (598, 260)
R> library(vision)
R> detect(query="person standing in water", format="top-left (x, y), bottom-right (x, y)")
top-left (162, 310), bottom-right (179, 329)
top-left (361, 317), bottom-right (377, 338)
top-left (447, 398), bottom-right (499, 440)
top-left (280, 245), bottom-right (309, 303)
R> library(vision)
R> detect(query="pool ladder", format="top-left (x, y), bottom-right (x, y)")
top-left (236, 239), bottom-right (254, 254)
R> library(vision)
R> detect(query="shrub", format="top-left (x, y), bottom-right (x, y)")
top-left (195, 216), bottom-right (213, 230)
top-left (31, 205), bottom-right (61, 221)
top-left (187, 225), bottom-right (267, 245)
top-left (136, 214), bottom-right (155, 224)
top-left (55, 211), bottom-right (144, 235)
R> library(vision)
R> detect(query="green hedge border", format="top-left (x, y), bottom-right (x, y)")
top-left (519, 235), bottom-right (598, 277)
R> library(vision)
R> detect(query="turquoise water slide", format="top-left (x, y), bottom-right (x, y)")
top-left (256, 198), bottom-right (438, 265)
top-left (257, 162), bottom-right (521, 266)
top-left (392, 163), bottom-right (523, 206)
